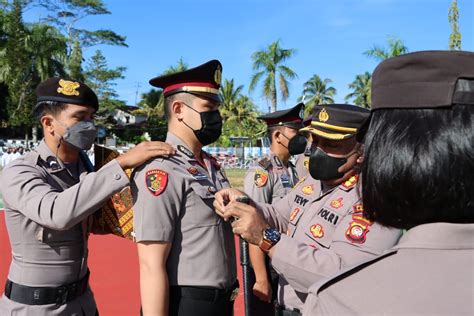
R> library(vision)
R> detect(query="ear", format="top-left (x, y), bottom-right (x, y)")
top-left (273, 130), bottom-right (281, 143)
top-left (41, 115), bottom-right (55, 135)
top-left (172, 100), bottom-right (184, 120)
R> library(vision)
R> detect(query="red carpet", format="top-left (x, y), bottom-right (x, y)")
top-left (0, 212), bottom-right (245, 315)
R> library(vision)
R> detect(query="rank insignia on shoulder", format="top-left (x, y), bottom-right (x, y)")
top-left (258, 157), bottom-right (271, 170)
top-left (310, 224), bottom-right (324, 239)
top-left (341, 175), bottom-right (359, 189)
top-left (302, 184), bottom-right (314, 195)
top-left (330, 197), bottom-right (344, 209)
top-left (303, 157), bottom-right (309, 170)
top-left (145, 169), bottom-right (168, 196)
top-left (254, 169), bottom-right (269, 187)
top-left (177, 145), bottom-right (194, 159)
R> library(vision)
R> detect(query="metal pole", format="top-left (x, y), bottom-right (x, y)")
top-left (240, 238), bottom-right (251, 316)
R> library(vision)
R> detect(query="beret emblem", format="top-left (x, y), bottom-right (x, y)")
top-left (57, 79), bottom-right (80, 96)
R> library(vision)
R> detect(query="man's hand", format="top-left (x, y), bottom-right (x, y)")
top-left (213, 188), bottom-right (248, 220)
top-left (223, 201), bottom-right (269, 245)
top-left (116, 141), bottom-right (175, 169)
top-left (253, 279), bottom-right (272, 303)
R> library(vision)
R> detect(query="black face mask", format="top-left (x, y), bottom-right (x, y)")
top-left (182, 103), bottom-right (223, 146)
top-left (309, 147), bottom-right (348, 180)
top-left (287, 134), bottom-right (308, 155)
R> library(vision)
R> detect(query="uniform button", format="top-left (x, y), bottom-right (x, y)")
top-left (114, 173), bottom-right (121, 180)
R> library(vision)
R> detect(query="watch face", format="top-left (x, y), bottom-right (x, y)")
top-left (264, 228), bottom-right (281, 243)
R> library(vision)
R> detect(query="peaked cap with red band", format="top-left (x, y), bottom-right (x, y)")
top-left (149, 59), bottom-right (223, 103)
top-left (258, 102), bottom-right (305, 129)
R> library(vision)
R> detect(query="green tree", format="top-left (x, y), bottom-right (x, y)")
top-left (298, 75), bottom-right (336, 115)
top-left (84, 50), bottom-right (126, 109)
top-left (364, 36), bottom-right (408, 61)
top-left (219, 78), bottom-right (244, 121)
top-left (68, 40), bottom-right (85, 81)
top-left (448, 0), bottom-right (462, 50)
top-left (249, 40), bottom-right (297, 112)
top-left (162, 57), bottom-right (188, 75)
top-left (345, 72), bottom-right (372, 109)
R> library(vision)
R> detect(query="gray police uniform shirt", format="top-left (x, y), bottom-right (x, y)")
top-left (256, 175), bottom-right (402, 311)
top-left (294, 145), bottom-right (311, 179)
top-left (303, 223), bottom-right (474, 316)
top-left (132, 132), bottom-right (236, 289)
top-left (0, 140), bottom-right (129, 316)
top-left (243, 152), bottom-right (299, 204)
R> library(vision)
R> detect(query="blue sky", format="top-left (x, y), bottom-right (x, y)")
top-left (26, 0), bottom-right (474, 113)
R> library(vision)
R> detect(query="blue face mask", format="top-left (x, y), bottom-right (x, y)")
top-left (59, 120), bottom-right (97, 151)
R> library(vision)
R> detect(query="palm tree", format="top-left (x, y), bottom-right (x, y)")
top-left (364, 36), bottom-right (408, 61)
top-left (345, 72), bottom-right (372, 109)
top-left (249, 40), bottom-right (297, 112)
top-left (219, 78), bottom-right (244, 121)
top-left (298, 75), bottom-right (336, 115)
top-left (162, 57), bottom-right (188, 75)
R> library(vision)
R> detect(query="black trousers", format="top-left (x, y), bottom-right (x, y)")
top-left (169, 291), bottom-right (234, 316)
top-left (248, 256), bottom-right (279, 316)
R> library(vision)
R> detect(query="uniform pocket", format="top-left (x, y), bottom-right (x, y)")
top-left (188, 182), bottom-right (220, 227)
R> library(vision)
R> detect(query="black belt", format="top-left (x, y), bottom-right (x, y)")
top-left (275, 304), bottom-right (302, 316)
top-left (4, 270), bottom-right (90, 306)
top-left (170, 281), bottom-right (239, 303)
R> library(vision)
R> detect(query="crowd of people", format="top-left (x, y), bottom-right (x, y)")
top-left (0, 146), bottom-right (28, 168)
top-left (0, 50), bottom-right (472, 316)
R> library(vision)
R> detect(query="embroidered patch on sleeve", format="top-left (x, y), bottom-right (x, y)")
top-left (345, 207), bottom-right (372, 244)
top-left (145, 169), bottom-right (168, 196)
top-left (310, 224), bottom-right (324, 238)
top-left (254, 169), bottom-right (269, 187)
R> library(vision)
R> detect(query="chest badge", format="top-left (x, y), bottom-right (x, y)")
top-left (310, 224), bottom-right (324, 238)
top-left (254, 169), bottom-right (269, 187)
top-left (145, 169), bottom-right (168, 196)
top-left (289, 207), bottom-right (301, 221)
top-left (302, 184), bottom-right (314, 195)
top-left (330, 197), bottom-right (344, 209)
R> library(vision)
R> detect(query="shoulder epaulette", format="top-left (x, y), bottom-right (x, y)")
top-left (341, 174), bottom-right (359, 190)
top-left (258, 157), bottom-right (272, 170)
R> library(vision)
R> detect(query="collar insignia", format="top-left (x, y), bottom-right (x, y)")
top-left (178, 145), bottom-right (194, 159)
top-left (302, 184), bottom-right (314, 195)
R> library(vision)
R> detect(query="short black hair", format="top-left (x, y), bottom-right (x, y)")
top-left (267, 125), bottom-right (285, 142)
top-left (33, 101), bottom-right (68, 122)
top-left (164, 92), bottom-right (193, 120)
top-left (361, 104), bottom-right (474, 229)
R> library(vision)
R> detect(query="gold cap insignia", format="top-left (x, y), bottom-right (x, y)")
top-left (57, 79), bottom-right (80, 96)
top-left (214, 65), bottom-right (222, 86)
top-left (319, 108), bottom-right (329, 122)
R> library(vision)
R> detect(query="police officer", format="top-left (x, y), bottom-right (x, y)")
top-left (303, 51), bottom-right (474, 315)
top-left (132, 60), bottom-right (237, 316)
top-left (0, 78), bottom-right (174, 316)
top-left (214, 104), bottom-right (402, 315)
top-left (294, 114), bottom-right (314, 178)
top-left (243, 103), bottom-right (306, 314)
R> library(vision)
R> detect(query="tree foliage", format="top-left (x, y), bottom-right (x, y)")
top-left (345, 72), bottom-right (372, 109)
top-left (249, 40), bottom-right (297, 112)
top-left (364, 36), bottom-right (408, 61)
top-left (448, 0), bottom-right (462, 50)
top-left (297, 74), bottom-right (336, 115)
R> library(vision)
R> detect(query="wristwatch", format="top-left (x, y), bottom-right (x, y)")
top-left (259, 227), bottom-right (281, 253)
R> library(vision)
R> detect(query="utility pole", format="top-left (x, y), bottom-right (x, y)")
top-left (134, 82), bottom-right (142, 106)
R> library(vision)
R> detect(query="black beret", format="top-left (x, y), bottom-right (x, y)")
top-left (258, 103), bottom-right (305, 129)
top-left (149, 60), bottom-right (223, 103)
top-left (36, 78), bottom-right (99, 110)
top-left (372, 50), bottom-right (474, 109)
top-left (301, 104), bottom-right (370, 140)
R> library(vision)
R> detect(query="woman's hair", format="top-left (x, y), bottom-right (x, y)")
top-left (362, 104), bottom-right (474, 229)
